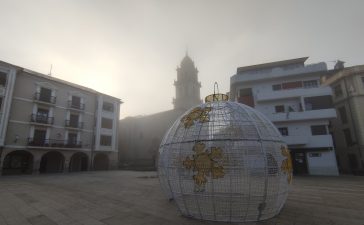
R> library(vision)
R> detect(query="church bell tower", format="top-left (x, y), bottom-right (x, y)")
top-left (173, 53), bottom-right (202, 110)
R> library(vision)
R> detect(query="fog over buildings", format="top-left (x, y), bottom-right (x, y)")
top-left (0, 0), bottom-right (363, 118)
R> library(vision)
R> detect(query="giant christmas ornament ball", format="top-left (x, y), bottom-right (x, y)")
top-left (158, 94), bottom-right (292, 222)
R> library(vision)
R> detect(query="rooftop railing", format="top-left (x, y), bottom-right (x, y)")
top-left (27, 138), bottom-right (82, 148)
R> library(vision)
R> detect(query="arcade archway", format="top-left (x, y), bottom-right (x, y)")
top-left (39, 151), bottom-right (65, 173)
top-left (69, 152), bottom-right (88, 172)
top-left (2, 150), bottom-right (33, 175)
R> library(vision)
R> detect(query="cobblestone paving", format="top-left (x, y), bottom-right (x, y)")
top-left (0, 171), bottom-right (363, 225)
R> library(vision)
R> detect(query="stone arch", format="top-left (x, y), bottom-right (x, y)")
top-left (2, 150), bottom-right (34, 175)
top-left (93, 153), bottom-right (109, 170)
top-left (39, 151), bottom-right (65, 173)
top-left (69, 152), bottom-right (88, 172)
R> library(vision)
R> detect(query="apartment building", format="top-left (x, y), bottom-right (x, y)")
top-left (0, 60), bottom-right (121, 175)
top-left (230, 57), bottom-right (339, 176)
top-left (322, 64), bottom-right (364, 174)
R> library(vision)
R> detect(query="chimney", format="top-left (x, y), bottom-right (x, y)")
top-left (334, 60), bottom-right (345, 70)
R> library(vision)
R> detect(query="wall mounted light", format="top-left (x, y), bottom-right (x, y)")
top-left (14, 135), bottom-right (19, 143)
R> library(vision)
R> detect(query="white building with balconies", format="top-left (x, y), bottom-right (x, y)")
top-left (0, 60), bottom-right (122, 176)
top-left (230, 57), bottom-right (339, 176)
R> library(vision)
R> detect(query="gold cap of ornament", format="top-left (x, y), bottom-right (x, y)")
top-left (205, 82), bottom-right (229, 103)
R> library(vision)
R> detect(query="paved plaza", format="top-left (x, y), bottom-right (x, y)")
top-left (0, 171), bottom-right (363, 225)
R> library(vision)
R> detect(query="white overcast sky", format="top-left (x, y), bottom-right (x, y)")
top-left (0, 0), bottom-right (363, 118)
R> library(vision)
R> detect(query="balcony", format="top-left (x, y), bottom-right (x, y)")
top-left (282, 135), bottom-right (333, 148)
top-left (256, 87), bottom-right (332, 102)
top-left (30, 114), bottom-right (54, 125)
top-left (308, 135), bottom-right (333, 148)
top-left (231, 62), bottom-right (327, 84)
top-left (34, 93), bottom-right (56, 104)
top-left (268, 108), bottom-right (336, 122)
top-left (68, 100), bottom-right (85, 110)
top-left (27, 138), bottom-right (82, 148)
top-left (282, 135), bottom-right (309, 146)
top-left (65, 120), bottom-right (83, 129)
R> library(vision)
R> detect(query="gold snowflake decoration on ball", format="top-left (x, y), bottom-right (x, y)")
top-left (181, 107), bottom-right (212, 128)
top-left (281, 145), bottom-right (293, 184)
top-left (183, 142), bottom-right (225, 191)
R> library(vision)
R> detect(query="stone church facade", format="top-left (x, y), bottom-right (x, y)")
top-left (119, 54), bottom-right (202, 169)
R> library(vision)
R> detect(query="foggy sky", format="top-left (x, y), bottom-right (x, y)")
top-left (0, 0), bottom-right (363, 118)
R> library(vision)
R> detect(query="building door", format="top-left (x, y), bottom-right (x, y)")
top-left (291, 151), bottom-right (308, 174)
top-left (67, 133), bottom-right (78, 146)
top-left (93, 153), bottom-right (109, 170)
top-left (33, 129), bottom-right (47, 146)
top-left (71, 96), bottom-right (81, 108)
top-left (39, 87), bottom-right (52, 102)
top-left (69, 114), bottom-right (79, 127)
top-left (348, 154), bottom-right (358, 173)
top-left (36, 108), bottom-right (49, 124)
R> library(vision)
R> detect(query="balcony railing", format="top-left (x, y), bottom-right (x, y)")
top-left (68, 100), bottom-right (85, 110)
top-left (34, 93), bottom-right (56, 104)
top-left (27, 138), bottom-right (82, 148)
top-left (30, 114), bottom-right (54, 125)
top-left (268, 108), bottom-right (337, 122)
top-left (65, 120), bottom-right (84, 129)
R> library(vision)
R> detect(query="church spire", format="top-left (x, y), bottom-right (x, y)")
top-left (173, 53), bottom-right (202, 110)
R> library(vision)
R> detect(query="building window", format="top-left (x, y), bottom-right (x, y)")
top-left (72, 96), bottom-right (81, 106)
top-left (102, 102), bottom-right (114, 112)
top-left (36, 87), bottom-right (56, 104)
top-left (304, 95), bottom-right (333, 110)
top-left (100, 135), bottom-right (112, 146)
top-left (37, 108), bottom-right (49, 117)
top-left (32, 108), bottom-right (51, 124)
top-left (40, 87), bottom-right (52, 101)
top-left (66, 114), bottom-right (82, 129)
top-left (278, 127), bottom-right (288, 136)
top-left (68, 132), bottom-right (78, 145)
top-left (311, 125), bottom-right (327, 135)
top-left (343, 128), bottom-right (354, 146)
top-left (0, 97), bottom-right (2, 111)
top-left (69, 96), bottom-right (84, 110)
top-left (0, 71), bottom-right (7, 87)
top-left (338, 106), bottom-right (348, 124)
top-left (282, 81), bottom-right (302, 90)
top-left (309, 153), bottom-right (321, 157)
top-left (32, 129), bottom-right (47, 145)
top-left (272, 84), bottom-right (282, 91)
top-left (334, 84), bottom-right (343, 98)
top-left (275, 105), bottom-right (285, 113)
top-left (70, 114), bottom-right (79, 125)
top-left (303, 80), bottom-right (319, 88)
top-left (101, 118), bottom-right (113, 129)
top-left (238, 88), bottom-right (255, 108)
top-left (362, 77), bottom-right (364, 88)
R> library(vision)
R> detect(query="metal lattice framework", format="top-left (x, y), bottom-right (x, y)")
top-left (158, 99), bottom-right (292, 222)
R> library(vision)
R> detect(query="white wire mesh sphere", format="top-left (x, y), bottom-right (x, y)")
top-left (158, 99), bottom-right (292, 222)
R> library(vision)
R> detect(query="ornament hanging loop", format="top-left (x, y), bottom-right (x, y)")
top-left (214, 82), bottom-right (219, 95)
top-left (205, 82), bottom-right (229, 103)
